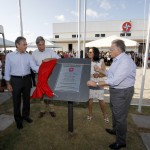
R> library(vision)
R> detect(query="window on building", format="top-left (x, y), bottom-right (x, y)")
top-left (101, 34), bottom-right (105, 37)
top-left (55, 35), bottom-right (59, 38)
top-left (120, 33), bottom-right (125, 37)
top-left (72, 35), bottom-right (76, 38)
top-left (126, 33), bottom-right (131, 36)
top-left (95, 34), bottom-right (100, 37)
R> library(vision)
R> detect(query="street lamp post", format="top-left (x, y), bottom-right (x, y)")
top-left (83, 0), bottom-right (87, 58)
top-left (77, 0), bottom-right (81, 58)
top-left (19, 0), bottom-right (23, 36)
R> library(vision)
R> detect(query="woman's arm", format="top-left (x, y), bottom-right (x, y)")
top-left (99, 61), bottom-right (106, 77)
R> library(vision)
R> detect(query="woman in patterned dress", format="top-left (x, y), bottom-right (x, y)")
top-left (87, 47), bottom-right (109, 123)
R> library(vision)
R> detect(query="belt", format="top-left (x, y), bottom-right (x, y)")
top-left (110, 86), bottom-right (134, 90)
top-left (110, 87), bottom-right (116, 89)
top-left (11, 74), bottom-right (30, 79)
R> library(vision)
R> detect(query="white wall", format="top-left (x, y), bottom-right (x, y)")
top-left (51, 19), bottom-right (147, 52)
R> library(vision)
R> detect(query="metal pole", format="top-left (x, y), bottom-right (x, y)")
top-left (19, 0), bottom-right (23, 36)
top-left (68, 101), bottom-right (73, 132)
top-left (77, 0), bottom-right (81, 58)
top-left (138, 4), bottom-right (150, 112)
top-left (2, 33), bottom-right (6, 55)
top-left (83, 0), bottom-right (87, 58)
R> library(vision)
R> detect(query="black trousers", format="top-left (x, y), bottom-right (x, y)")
top-left (11, 75), bottom-right (31, 124)
top-left (30, 69), bottom-right (36, 87)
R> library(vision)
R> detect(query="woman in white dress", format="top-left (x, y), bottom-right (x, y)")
top-left (87, 47), bottom-right (109, 123)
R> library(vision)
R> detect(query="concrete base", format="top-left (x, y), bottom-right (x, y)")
top-left (0, 114), bottom-right (14, 131)
top-left (140, 133), bottom-right (150, 150)
top-left (132, 114), bottom-right (150, 129)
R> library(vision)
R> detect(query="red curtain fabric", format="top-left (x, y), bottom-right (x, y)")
top-left (31, 59), bottom-right (57, 99)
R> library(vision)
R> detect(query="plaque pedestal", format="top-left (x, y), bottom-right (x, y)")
top-left (48, 58), bottom-right (91, 132)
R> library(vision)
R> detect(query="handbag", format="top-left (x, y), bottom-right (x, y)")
top-left (1, 78), bottom-right (6, 87)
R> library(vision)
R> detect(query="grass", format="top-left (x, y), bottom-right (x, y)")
top-left (0, 98), bottom-right (13, 115)
top-left (0, 100), bottom-right (149, 150)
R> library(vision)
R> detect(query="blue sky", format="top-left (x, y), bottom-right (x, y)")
top-left (0, 0), bottom-right (149, 42)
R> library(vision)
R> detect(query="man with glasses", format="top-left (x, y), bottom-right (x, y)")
top-left (87, 39), bottom-right (136, 150)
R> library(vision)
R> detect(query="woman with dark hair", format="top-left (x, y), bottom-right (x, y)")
top-left (87, 47), bottom-right (109, 123)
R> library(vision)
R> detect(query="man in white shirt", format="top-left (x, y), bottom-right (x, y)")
top-left (32, 36), bottom-right (60, 118)
top-left (5, 36), bottom-right (39, 129)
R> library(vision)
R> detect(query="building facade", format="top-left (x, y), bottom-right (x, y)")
top-left (51, 19), bottom-right (148, 53)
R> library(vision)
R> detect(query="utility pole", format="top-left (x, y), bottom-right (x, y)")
top-left (19, 0), bottom-right (23, 36)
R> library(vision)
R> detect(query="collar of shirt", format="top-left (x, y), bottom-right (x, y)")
top-left (14, 50), bottom-right (26, 54)
top-left (113, 52), bottom-right (125, 62)
top-left (38, 49), bottom-right (45, 53)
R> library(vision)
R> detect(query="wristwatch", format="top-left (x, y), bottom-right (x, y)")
top-left (96, 82), bottom-right (99, 87)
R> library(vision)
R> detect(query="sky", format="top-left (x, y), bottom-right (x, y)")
top-left (0, 0), bottom-right (149, 43)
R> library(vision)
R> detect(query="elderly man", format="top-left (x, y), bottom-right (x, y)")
top-left (32, 36), bottom-right (60, 118)
top-left (87, 39), bottom-right (136, 150)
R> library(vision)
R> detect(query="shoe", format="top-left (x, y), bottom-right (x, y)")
top-left (104, 117), bottom-right (109, 123)
top-left (104, 115), bottom-right (109, 123)
top-left (87, 115), bottom-right (93, 121)
top-left (105, 128), bottom-right (116, 135)
top-left (23, 117), bottom-right (33, 123)
top-left (0, 88), bottom-right (4, 93)
top-left (49, 111), bottom-right (56, 117)
top-left (109, 142), bottom-right (126, 149)
top-left (16, 122), bottom-right (23, 130)
top-left (38, 112), bottom-right (46, 118)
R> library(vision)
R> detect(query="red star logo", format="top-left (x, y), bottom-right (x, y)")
top-left (122, 22), bottom-right (132, 32)
top-left (69, 68), bottom-right (74, 72)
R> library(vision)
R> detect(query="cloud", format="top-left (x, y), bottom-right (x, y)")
top-left (71, 10), bottom-right (78, 17)
top-left (99, 0), bottom-right (112, 10)
top-left (86, 8), bottom-right (109, 19)
top-left (55, 15), bottom-right (65, 22)
top-left (86, 9), bottom-right (98, 18)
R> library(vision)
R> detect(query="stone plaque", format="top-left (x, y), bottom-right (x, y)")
top-left (54, 64), bottom-right (82, 92)
top-left (47, 58), bottom-right (91, 102)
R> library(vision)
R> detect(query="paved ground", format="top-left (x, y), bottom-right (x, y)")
top-left (140, 133), bottom-right (150, 150)
top-left (0, 91), bottom-right (12, 105)
top-left (132, 114), bottom-right (150, 129)
top-left (0, 114), bottom-right (14, 131)
top-left (132, 114), bottom-right (150, 150)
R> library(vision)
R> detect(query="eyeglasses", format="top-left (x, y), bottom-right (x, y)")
top-left (109, 48), bottom-right (116, 51)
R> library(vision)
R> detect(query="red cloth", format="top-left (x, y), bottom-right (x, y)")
top-left (31, 59), bottom-right (57, 99)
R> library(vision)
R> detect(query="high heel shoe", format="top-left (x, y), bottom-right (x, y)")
top-left (87, 115), bottom-right (93, 121)
top-left (104, 114), bottom-right (109, 123)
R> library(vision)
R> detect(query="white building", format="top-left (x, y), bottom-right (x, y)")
top-left (51, 19), bottom-right (148, 53)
